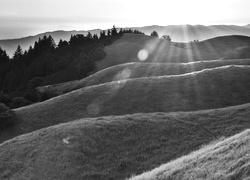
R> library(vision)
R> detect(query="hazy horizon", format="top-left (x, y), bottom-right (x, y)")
top-left (1, 0), bottom-right (250, 39)
top-left (1, 23), bottom-right (250, 41)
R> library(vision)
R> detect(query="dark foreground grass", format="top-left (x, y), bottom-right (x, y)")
top-left (0, 103), bottom-right (250, 179)
top-left (129, 129), bottom-right (250, 180)
top-left (38, 59), bottom-right (250, 97)
top-left (1, 65), bottom-right (250, 143)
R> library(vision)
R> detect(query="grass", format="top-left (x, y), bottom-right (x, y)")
top-left (96, 34), bottom-right (250, 70)
top-left (1, 103), bottom-right (250, 179)
top-left (2, 65), bottom-right (250, 143)
top-left (129, 128), bottom-right (250, 180)
top-left (37, 59), bottom-right (250, 97)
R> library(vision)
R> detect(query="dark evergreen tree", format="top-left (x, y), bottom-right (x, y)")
top-left (0, 47), bottom-right (9, 63)
top-left (111, 25), bottom-right (118, 36)
top-left (86, 32), bottom-right (92, 39)
top-left (107, 29), bottom-right (111, 36)
top-left (93, 34), bottom-right (99, 41)
top-left (58, 39), bottom-right (69, 48)
top-left (13, 45), bottom-right (23, 60)
top-left (99, 30), bottom-right (106, 38)
top-left (119, 28), bottom-right (123, 34)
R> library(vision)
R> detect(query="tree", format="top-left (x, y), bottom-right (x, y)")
top-left (58, 39), bottom-right (68, 48)
top-left (0, 46), bottom-right (9, 63)
top-left (86, 32), bottom-right (93, 39)
top-left (111, 25), bottom-right (118, 36)
top-left (162, 35), bottom-right (171, 42)
top-left (150, 31), bottom-right (159, 38)
top-left (107, 29), bottom-right (111, 36)
top-left (93, 34), bottom-right (99, 41)
top-left (99, 30), bottom-right (106, 38)
top-left (13, 45), bottom-right (23, 60)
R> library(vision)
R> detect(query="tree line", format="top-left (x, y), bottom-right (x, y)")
top-left (0, 26), bottom-right (144, 108)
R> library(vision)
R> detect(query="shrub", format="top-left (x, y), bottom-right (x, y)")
top-left (0, 103), bottom-right (16, 129)
top-left (23, 91), bottom-right (39, 102)
top-left (0, 103), bottom-right (9, 113)
top-left (9, 97), bottom-right (32, 109)
top-left (27, 77), bottom-right (46, 89)
top-left (38, 91), bottom-right (50, 102)
top-left (0, 93), bottom-right (12, 106)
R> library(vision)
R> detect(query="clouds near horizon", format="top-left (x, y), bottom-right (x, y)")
top-left (1, 0), bottom-right (249, 39)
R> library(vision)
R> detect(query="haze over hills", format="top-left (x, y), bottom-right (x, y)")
top-left (1, 24), bottom-right (250, 56)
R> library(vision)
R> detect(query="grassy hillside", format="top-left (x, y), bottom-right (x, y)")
top-left (129, 128), bottom-right (250, 180)
top-left (38, 59), bottom-right (250, 97)
top-left (96, 34), bottom-right (250, 70)
top-left (96, 33), bottom-right (186, 70)
top-left (1, 103), bottom-right (250, 180)
top-left (1, 65), bottom-right (250, 143)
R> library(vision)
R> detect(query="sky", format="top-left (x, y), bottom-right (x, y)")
top-left (0, 0), bottom-right (250, 39)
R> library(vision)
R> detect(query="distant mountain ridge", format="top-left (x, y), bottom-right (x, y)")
top-left (1, 25), bottom-right (250, 56)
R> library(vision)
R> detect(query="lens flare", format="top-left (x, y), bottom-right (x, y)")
top-left (87, 103), bottom-right (99, 116)
top-left (114, 68), bottom-right (131, 81)
top-left (138, 49), bottom-right (149, 61)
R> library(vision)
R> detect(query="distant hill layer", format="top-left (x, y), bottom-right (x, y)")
top-left (1, 24), bottom-right (250, 56)
top-left (0, 29), bottom-right (101, 56)
top-left (130, 128), bottom-right (250, 180)
top-left (1, 65), bottom-right (250, 143)
top-left (1, 102), bottom-right (250, 180)
top-left (38, 59), bottom-right (250, 97)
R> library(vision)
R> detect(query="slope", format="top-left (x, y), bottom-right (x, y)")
top-left (38, 59), bottom-right (250, 97)
top-left (1, 65), bottom-right (250, 143)
top-left (1, 103), bottom-right (250, 180)
top-left (129, 128), bottom-right (250, 180)
top-left (132, 24), bottom-right (250, 42)
top-left (96, 34), bottom-right (250, 70)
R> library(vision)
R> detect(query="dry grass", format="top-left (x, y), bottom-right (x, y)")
top-left (37, 59), bottom-right (250, 97)
top-left (96, 34), bottom-right (250, 70)
top-left (1, 103), bottom-right (250, 180)
top-left (1, 65), bottom-right (250, 143)
top-left (129, 128), bottom-right (250, 180)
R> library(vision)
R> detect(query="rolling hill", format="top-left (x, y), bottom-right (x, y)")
top-left (1, 65), bottom-right (250, 143)
top-left (1, 102), bottom-right (250, 180)
top-left (132, 24), bottom-right (250, 42)
top-left (129, 128), bottom-right (250, 180)
top-left (38, 59), bottom-right (250, 97)
top-left (96, 34), bottom-right (250, 70)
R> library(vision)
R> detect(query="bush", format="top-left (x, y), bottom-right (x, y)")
top-left (150, 31), bottom-right (159, 38)
top-left (0, 103), bottom-right (16, 129)
top-left (23, 91), bottom-right (39, 102)
top-left (9, 97), bottom-right (32, 109)
top-left (27, 77), bottom-right (46, 89)
top-left (0, 93), bottom-right (12, 106)
top-left (0, 103), bottom-right (9, 113)
top-left (38, 91), bottom-right (50, 102)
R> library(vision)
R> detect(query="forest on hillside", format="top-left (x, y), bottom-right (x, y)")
top-left (0, 26), bottom-right (144, 109)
